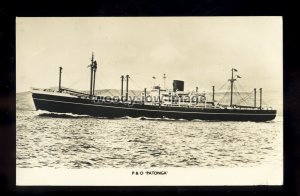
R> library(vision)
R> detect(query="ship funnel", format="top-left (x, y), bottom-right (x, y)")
top-left (173, 80), bottom-right (184, 92)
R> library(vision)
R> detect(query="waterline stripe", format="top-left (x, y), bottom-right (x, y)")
top-left (33, 97), bottom-right (275, 116)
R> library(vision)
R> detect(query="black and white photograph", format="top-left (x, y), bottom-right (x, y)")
top-left (16, 17), bottom-right (283, 185)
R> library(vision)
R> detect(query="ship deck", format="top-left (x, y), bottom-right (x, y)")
top-left (31, 91), bottom-right (277, 122)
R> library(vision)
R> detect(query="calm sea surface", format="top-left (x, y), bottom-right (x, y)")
top-left (16, 110), bottom-right (283, 169)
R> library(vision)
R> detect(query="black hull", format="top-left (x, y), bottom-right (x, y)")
top-left (32, 92), bottom-right (277, 122)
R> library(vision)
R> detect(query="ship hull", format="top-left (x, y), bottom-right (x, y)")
top-left (32, 92), bottom-right (277, 122)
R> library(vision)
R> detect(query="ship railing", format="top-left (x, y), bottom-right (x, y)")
top-left (217, 104), bottom-right (274, 110)
top-left (60, 88), bottom-right (90, 97)
top-left (161, 103), bottom-right (209, 109)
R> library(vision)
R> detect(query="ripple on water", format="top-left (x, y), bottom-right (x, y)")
top-left (16, 110), bottom-right (283, 168)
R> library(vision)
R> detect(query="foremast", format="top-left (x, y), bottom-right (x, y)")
top-left (89, 53), bottom-right (98, 98)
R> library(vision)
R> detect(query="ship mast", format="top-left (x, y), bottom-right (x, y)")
top-left (89, 53), bottom-right (94, 97)
top-left (144, 88), bottom-right (147, 103)
top-left (212, 85), bottom-right (215, 106)
top-left (89, 52), bottom-right (97, 98)
top-left (163, 73), bottom-right (166, 89)
top-left (93, 60), bottom-right (97, 96)
top-left (58, 66), bottom-right (62, 92)
top-left (229, 68), bottom-right (238, 107)
top-left (254, 88), bottom-right (256, 108)
top-left (259, 88), bottom-right (262, 110)
top-left (121, 75), bottom-right (124, 102)
top-left (125, 75), bottom-right (130, 101)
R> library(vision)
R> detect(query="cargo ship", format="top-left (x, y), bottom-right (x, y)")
top-left (31, 53), bottom-right (276, 121)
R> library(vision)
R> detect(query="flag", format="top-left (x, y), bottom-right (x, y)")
top-left (233, 68), bottom-right (238, 72)
top-left (237, 75), bottom-right (241, 78)
top-left (152, 76), bottom-right (156, 79)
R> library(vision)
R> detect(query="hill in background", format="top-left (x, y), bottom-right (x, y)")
top-left (16, 91), bottom-right (35, 111)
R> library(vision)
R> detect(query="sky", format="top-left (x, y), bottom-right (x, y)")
top-left (16, 17), bottom-right (282, 94)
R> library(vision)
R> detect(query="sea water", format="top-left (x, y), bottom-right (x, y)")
top-left (16, 110), bottom-right (283, 169)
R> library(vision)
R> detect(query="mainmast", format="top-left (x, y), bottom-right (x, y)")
top-left (89, 53), bottom-right (94, 97)
top-left (229, 68), bottom-right (240, 107)
top-left (93, 60), bottom-right (97, 96)
top-left (89, 52), bottom-right (97, 97)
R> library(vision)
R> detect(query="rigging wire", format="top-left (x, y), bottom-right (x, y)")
top-left (74, 67), bottom-right (116, 97)
top-left (129, 77), bottom-right (144, 97)
top-left (218, 84), bottom-right (231, 104)
top-left (206, 80), bottom-right (230, 105)
top-left (241, 92), bottom-right (255, 106)
top-left (129, 77), bottom-right (142, 90)
top-left (233, 83), bottom-right (251, 106)
top-left (234, 80), bottom-right (256, 105)
top-left (236, 80), bottom-right (247, 93)
top-left (96, 71), bottom-right (120, 97)
top-left (236, 84), bottom-right (254, 106)
top-left (235, 80), bottom-right (271, 107)
top-left (216, 80), bottom-right (230, 92)
top-left (233, 83), bottom-right (246, 105)
top-left (98, 71), bottom-right (116, 89)
top-left (67, 68), bottom-right (89, 89)
top-left (235, 90), bottom-right (254, 106)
